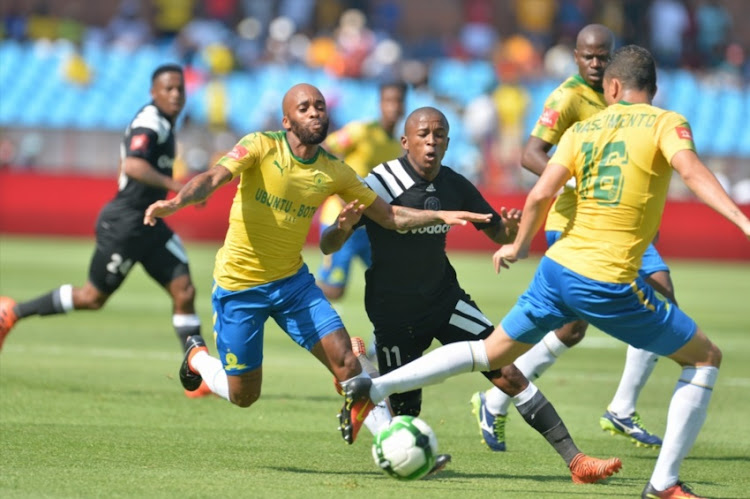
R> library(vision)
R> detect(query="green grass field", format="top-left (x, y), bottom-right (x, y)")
top-left (1, 235), bottom-right (748, 498)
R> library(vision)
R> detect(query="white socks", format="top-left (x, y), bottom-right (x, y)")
top-left (190, 350), bottom-right (230, 401)
top-left (58, 284), bottom-right (74, 312)
top-left (608, 346), bottom-right (660, 417)
top-left (370, 340), bottom-right (490, 403)
top-left (649, 366), bottom-right (718, 491)
top-left (484, 331), bottom-right (568, 415)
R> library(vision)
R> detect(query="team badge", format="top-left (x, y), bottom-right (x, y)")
top-left (424, 197), bottom-right (441, 211)
top-left (130, 133), bottom-right (149, 151)
top-left (538, 107), bottom-right (560, 128)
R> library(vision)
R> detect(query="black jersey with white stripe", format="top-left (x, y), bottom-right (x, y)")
top-left (362, 156), bottom-right (501, 323)
top-left (111, 102), bottom-right (177, 212)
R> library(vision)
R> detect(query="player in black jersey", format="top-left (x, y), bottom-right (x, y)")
top-left (322, 107), bottom-right (622, 483)
top-left (0, 64), bottom-right (209, 398)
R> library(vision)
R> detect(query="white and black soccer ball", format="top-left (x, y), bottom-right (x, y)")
top-left (371, 415), bottom-right (438, 481)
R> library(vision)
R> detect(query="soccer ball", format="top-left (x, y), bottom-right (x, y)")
top-left (371, 415), bottom-right (438, 481)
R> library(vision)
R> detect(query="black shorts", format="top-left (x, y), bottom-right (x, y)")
top-left (88, 208), bottom-right (190, 294)
top-left (372, 290), bottom-right (494, 416)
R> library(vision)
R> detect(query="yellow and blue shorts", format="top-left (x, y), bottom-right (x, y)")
top-left (211, 264), bottom-right (344, 374)
top-left (501, 257), bottom-right (696, 356)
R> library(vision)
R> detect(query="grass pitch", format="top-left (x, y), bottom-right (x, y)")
top-left (1, 235), bottom-right (749, 498)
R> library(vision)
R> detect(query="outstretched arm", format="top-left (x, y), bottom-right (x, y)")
top-left (671, 149), bottom-right (750, 238)
top-left (123, 157), bottom-right (184, 193)
top-left (482, 207), bottom-right (521, 244)
top-left (144, 164), bottom-right (232, 225)
top-left (363, 196), bottom-right (492, 231)
top-left (320, 199), bottom-right (365, 255)
top-left (493, 163), bottom-right (569, 272)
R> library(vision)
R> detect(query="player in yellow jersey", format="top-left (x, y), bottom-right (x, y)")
top-left (473, 24), bottom-right (665, 450)
top-left (143, 83), bottom-right (491, 446)
top-left (340, 46), bottom-right (750, 499)
top-left (316, 81), bottom-right (406, 300)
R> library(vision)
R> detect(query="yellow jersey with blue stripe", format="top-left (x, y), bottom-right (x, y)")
top-left (214, 131), bottom-right (378, 290)
top-left (546, 102), bottom-right (696, 283)
top-left (319, 120), bottom-right (402, 225)
top-left (531, 74), bottom-right (607, 233)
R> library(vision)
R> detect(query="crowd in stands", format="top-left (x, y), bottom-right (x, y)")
top-left (1, 0), bottom-right (748, 200)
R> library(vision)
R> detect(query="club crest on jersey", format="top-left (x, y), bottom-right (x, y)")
top-left (130, 133), bottom-right (149, 151)
top-left (538, 107), bottom-right (560, 128)
top-left (307, 172), bottom-right (330, 193)
top-left (675, 126), bottom-right (693, 141)
top-left (227, 144), bottom-right (249, 160)
top-left (424, 196), bottom-right (441, 211)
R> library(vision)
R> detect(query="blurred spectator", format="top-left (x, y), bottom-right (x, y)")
top-left (648, 0), bottom-right (690, 68)
top-left (695, 0), bottom-right (731, 67)
top-left (557, 0), bottom-right (595, 42)
top-left (514, 0), bottom-right (557, 51)
top-left (105, 0), bottom-right (153, 51)
top-left (61, 43), bottom-right (93, 86)
top-left (151, 0), bottom-right (196, 39)
top-left (2, 0), bottom-right (31, 41)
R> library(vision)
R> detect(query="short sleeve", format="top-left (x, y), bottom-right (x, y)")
top-left (531, 88), bottom-right (578, 145)
top-left (548, 127), bottom-right (578, 176)
top-left (124, 128), bottom-right (159, 160)
top-left (216, 132), bottom-right (265, 177)
top-left (656, 112), bottom-right (696, 164)
top-left (325, 121), bottom-right (368, 157)
top-left (334, 162), bottom-right (378, 208)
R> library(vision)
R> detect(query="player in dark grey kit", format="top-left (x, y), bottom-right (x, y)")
top-left (0, 64), bottom-right (209, 397)
top-left (322, 107), bottom-right (622, 483)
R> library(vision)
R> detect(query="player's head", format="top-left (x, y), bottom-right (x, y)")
top-left (150, 64), bottom-right (185, 119)
top-left (603, 45), bottom-right (658, 105)
top-left (574, 24), bottom-right (615, 91)
top-left (281, 83), bottom-right (330, 145)
top-left (379, 80), bottom-right (407, 130)
top-left (401, 107), bottom-right (450, 176)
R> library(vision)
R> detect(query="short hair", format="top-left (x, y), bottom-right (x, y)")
top-left (151, 63), bottom-right (183, 83)
top-left (604, 45), bottom-right (657, 96)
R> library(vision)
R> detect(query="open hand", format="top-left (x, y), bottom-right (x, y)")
top-left (144, 200), bottom-right (179, 226)
top-left (493, 245), bottom-right (523, 273)
top-left (440, 211), bottom-right (493, 226)
top-left (336, 199), bottom-right (366, 232)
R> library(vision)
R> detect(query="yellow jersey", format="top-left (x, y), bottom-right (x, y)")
top-left (546, 102), bottom-right (696, 283)
top-left (214, 131), bottom-right (378, 290)
top-left (318, 120), bottom-right (402, 225)
top-left (531, 74), bottom-right (607, 232)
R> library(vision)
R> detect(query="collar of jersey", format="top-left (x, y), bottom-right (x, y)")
top-left (572, 73), bottom-right (604, 94)
top-left (283, 131), bottom-right (321, 164)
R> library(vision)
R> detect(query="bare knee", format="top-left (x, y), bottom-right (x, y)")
top-left (168, 277), bottom-right (196, 312)
top-left (72, 285), bottom-right (109, 310)
top-left (556, 320), bottom-right (588, 347)
top-left (486, 364), bottom-right (528, 397)
top-left (227, 370), bottom-right (262, 407)
top-left (230, 389), bottom-right (261, 408)
top-left (318, 282), bottom-right (344, 301)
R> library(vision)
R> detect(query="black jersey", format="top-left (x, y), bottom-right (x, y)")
top-left (362, 156), bottom-right (501, 325)
top-left (96, 102), bottom-right (177, 232)
top-left (112, 102), bottom-right (176, 212)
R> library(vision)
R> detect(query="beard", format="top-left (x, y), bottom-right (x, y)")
top-left (289, 116), bottom-right (329, 145)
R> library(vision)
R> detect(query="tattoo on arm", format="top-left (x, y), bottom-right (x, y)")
top-left (391, 206), bottom-right (440, 229)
